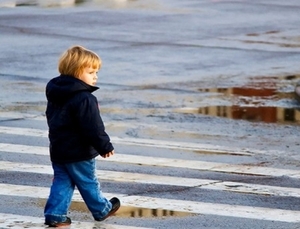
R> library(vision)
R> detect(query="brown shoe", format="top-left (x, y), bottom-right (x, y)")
top-left (95, 197), bottom-right (121, 221)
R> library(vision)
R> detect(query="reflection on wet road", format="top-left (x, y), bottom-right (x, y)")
top-left (71, 202), bottom-right (193, 218)
top-left (37, 199), bottom-right (193, 218)
top-left (177, 75), bottom-right (300, 124)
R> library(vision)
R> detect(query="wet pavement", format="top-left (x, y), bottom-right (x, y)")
top-left (1, 0), bottom-right (300, 228)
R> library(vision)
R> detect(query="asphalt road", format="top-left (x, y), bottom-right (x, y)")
top-left (1, 0), bottom-right (300, 228)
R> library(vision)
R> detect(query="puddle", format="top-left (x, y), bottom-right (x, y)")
top-left (195, 105), bottom-right (300, 124)
top-left (177, 75), bottom-right (300, 124)
top-left (70, 202), bottom-right (193, 218)
top-left (111, 206), bottom-right (192, 218)
top-left (38, 200), bottom-right (193, 218)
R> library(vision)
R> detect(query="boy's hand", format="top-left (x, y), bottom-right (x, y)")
top-left (101, 150), bottom-right (114, 158)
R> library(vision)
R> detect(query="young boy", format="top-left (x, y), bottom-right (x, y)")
top-left (44, 45), bottom-right (120, 227)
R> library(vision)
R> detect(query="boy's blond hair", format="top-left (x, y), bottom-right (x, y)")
top-left (58, 45), bottom-right (101, 78)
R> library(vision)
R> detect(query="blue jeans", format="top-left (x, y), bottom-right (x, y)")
top-left (44, 158), bottom-right (112, 222)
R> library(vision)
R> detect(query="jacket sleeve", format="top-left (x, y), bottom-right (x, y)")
top-left (74, 94), bottom-right (114, 155)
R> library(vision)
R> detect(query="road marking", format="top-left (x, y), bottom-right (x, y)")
top-left (0, 115), bottom-right (291, 157)
top-left (1, 123), bottom-right (300, 224)
top-left (0, 125), bottom-right (255, 155)
top-left (1, 142), bottom-right (300, 178)
top-left (0, 183), bottom-right (299, 223)
top-left (0, 213), bottom-right (153, 229)
top-left (1, 160), bottom-right (300, 198)
top-left (0, 112), bottom-right (42, 120)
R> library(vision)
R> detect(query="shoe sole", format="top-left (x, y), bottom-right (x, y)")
top-left (46, 223), bottom-right (71, 228)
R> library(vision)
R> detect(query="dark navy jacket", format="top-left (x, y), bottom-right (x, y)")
top-left (45, 75), bottom-right (114, 163)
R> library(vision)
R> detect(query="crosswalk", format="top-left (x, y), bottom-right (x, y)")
top-left (0, 113), bottom-right (300, 228)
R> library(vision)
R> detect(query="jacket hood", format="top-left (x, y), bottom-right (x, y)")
top-left (46, 75), bottom-right (98, 104)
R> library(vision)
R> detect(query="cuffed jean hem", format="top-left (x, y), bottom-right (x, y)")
top-left (45, 214), bottom-right (68, 223)
top-left (92, 201), bottom-right (112, 220)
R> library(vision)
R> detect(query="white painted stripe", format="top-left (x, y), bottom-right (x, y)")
top-left (0, 119), bottom-right (289, 156)
top-left (0, 112), bottom-right (43, 120)
top-left (0, 126), bottom-right (47, 137)
top-left (0, 183), bottom-right (299, 223)
top-left (105, 154), bottom-right (300, 178)
top-left (0, 213), bottom-right (153, 229)
top-left (1, 161), bottom-right (300, 198)
top-left (1, 143), bottom-right (300, 178)
top-left (0, 125), bottom-right (253, 155)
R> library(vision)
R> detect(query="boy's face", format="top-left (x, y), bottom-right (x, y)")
top-left (79, 66), bottom-right (98, 86)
